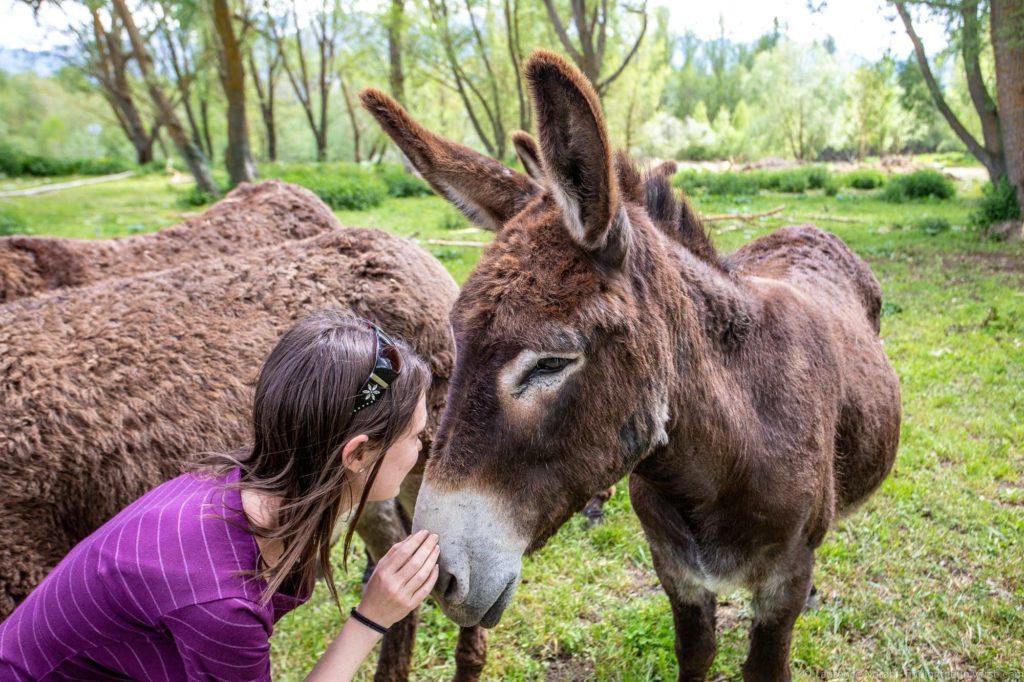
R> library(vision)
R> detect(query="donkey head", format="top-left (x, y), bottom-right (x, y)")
top-left (363, 51), bottom-right (681, 628)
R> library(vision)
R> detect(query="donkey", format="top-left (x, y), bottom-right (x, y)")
top-left (362, 50), bottom-right (901, 681)
top-left (0, 180), bottom-right (340, 304)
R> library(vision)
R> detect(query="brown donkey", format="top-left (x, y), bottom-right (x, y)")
top-left (363, 50), bottom-right (900, 681)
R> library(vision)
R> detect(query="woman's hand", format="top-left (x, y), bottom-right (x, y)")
top-left (357, 529), bottom-right (440, 628)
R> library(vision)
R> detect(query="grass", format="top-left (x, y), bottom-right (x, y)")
top-left (3, 172), bottom-right (1022, 680)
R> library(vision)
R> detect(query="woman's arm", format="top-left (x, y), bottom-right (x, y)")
top-left (306, 530), bottom-right (440, 682)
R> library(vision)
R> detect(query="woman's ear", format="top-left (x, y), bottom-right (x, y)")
top-left (341, 434), bottom-right (372, 473)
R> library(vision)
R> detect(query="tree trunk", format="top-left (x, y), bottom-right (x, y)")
top-left (894, 0), bottom-right (1005, 181)
top-left (341, 77), bottom-right (362, 163)
top-left (212, 0), bottom-right (256, 185)
top-left (387, 0), bottom-right (406, 105)
top-left (992, 0), bottom-right (1024, 212)
top-left (88, 9), bottom-right (158, 167)
top-left (111, 0), bottom-right (218, 194)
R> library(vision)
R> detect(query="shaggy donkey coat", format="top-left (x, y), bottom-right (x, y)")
top-left (0, 206), bottom-right (492, 680)
top-left (364, 50), bottom-right (901, 682)
top-left (0, 180), bottom-right (339, 304)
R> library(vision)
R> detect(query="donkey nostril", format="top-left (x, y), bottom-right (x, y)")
top-left (443, 574), bottom-right (460, 603)
top-left (434, 568), bottom-right (453, 601)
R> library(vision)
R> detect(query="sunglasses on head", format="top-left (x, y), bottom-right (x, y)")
top-left (351, 319), bottom-right (403, 414)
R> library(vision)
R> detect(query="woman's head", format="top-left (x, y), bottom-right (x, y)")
top-left (227, 309), bottom-right (430, 603)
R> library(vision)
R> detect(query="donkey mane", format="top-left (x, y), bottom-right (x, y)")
top-left (614, 152), bottom-right (723, 272)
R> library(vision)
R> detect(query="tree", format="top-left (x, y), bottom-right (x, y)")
top-left (210, 0), bottom-right (257, 184)
top-left (846, 56), bottom-right (911, 158)
top-left (111, 0), bottom-right (218, 193)
top-left (426, 0), bottom-right (509, 159)
top-left (541, 0), bottom-right (648, 97)
top-left (74, 7), bottom-right (161, 165)
top-left (242, 3), bottom-right (284, 161)
top-left (269, 0), bottom-right (339, 162)
top-left (744, 41), bottom-right (843, 160)
top-left (892, 0), bottom-right (1024, 214)
top-left (991, 0), bottom-right (1024, 211)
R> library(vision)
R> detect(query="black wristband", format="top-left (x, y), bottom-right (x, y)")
top-left (350, 607), bottom-right (389, 635)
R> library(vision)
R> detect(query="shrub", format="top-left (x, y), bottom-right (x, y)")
top-left (916, 217), bottom-right (951, 236)
top-left (0, 208), bottom-right (28, 236)
top-left (176, 186), bottom-right (217, 208)
top-left (0, 143), bottom-right (131, 177)
top-left (267, 163), bottom-right (389, 210)
top-left (842, 169), bottom-right (886, 190)
top-left (805, 166), bottom-right (830, 190)
top-left (882, 170), bottom-right (955, 202)
top-left (772, 170), bottom-right (810, 193)
top-left (824, 178), bottom-right (840, 197)
top-left (673, 170), bottom-right (762, 196)
top-left (374, 163), bottom-right (432, 198)
top-left (970, 177), bottom-right (1021, 229)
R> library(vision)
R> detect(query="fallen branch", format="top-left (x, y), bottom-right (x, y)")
top-left (0, 171), bottom-right (137, 198)
top-left (703, 205), bottom-right (785, 223)
top-left (798, 213), bottom-right (862, 224)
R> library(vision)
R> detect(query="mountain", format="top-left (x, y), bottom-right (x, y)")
top-left (0, 46), bottom-right (72, 76)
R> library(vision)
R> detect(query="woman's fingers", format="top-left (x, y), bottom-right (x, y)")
top-left (395, 533), bottom-right (438, 584)
top-left (403, 544), bottom-right (440, 591)
top-left (411, 564), bottom-right (440, 604)
top-left (377, 529), bottom-right (429, 572)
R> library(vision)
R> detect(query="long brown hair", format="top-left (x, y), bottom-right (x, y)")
top-left (203, 309), bottom-right (429, 605)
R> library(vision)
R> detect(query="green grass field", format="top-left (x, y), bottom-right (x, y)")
top-left (2, 173), bottom-right (1022, 680)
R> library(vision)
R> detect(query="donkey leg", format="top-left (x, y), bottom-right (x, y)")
top-left (452, 625), bottom-right (489, 682)
top-left (742, 551), bottom-right (815, 682)
top-left (649, 543), bottom-right (717, 682)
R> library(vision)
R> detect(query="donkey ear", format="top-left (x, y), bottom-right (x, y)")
top-left (525, 50), bottom-right (628, 266)
top-left (511, 131), bottom-right (544, 181)
top-left (360, 88), bottom-right (541, 231)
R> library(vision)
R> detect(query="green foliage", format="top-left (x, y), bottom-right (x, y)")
top-left (882, 170), bottom-right (955, 202)
top-left (970, 177), bottom-right (1022, 230)
top-left (265, 163), bottom-right (388, 210)
top-left (673, 169), bottom-right (762, 196)
top-left (841, 169), bottom-right (887, 190)
top-left (673, 166), bottom-right (833, 196)
top-left (916, 216), bottom-right (951, 235)
top-left (373, 163), bottom-right (432, 198)
top-left (0, 142), bottom-right (131, 178)
top-left (176, 186), bottom-right (217, 208)
top-left (0, 207), bottom-right (28, 236)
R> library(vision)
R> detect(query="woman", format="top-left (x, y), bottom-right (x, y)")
top-left (0, 310), bottom-right (440, 681)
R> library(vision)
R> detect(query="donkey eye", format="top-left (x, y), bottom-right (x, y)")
top-left (535, 357), bottom-right (571, 374)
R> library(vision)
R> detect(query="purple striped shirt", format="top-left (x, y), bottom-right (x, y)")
top-left (0, 468), bottom-right (306, 681)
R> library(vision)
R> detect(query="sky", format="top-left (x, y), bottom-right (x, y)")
top-left (1, 0), bottom-right (950, 62)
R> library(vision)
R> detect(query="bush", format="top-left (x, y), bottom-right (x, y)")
top-left (805, 166), bottom-right (830, 190)
top-left (772, 170), bottom-right (810, 193)
top-left (842, 169), bottom-right (886, 190)
top-left (882, 170), bottom-right (955, 202)
top-left (916, 217), bottom-right (951, 236)
top-left (0, 208), bottom-right (28, 236)
top-left (673, 170), bottom-right (762, 196)
top-left (176, 186), bottom-right (217, 208)
top-left (970, 177), bottom-right (1021, 229)
top-left (374, 163), bottom-right (432, 198)
top-left (824, 178), bottom-right (840, 197)
top-left (265, 163), bottom-right (389, 210)
top-left (0, 143), bottom-right (131, 178)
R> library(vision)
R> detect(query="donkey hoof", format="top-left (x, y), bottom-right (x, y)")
top-left (583, 508), bottom-right (605, 527)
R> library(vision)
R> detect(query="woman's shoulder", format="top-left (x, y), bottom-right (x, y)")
top-left (94, 468), bottom-right (269, 610)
